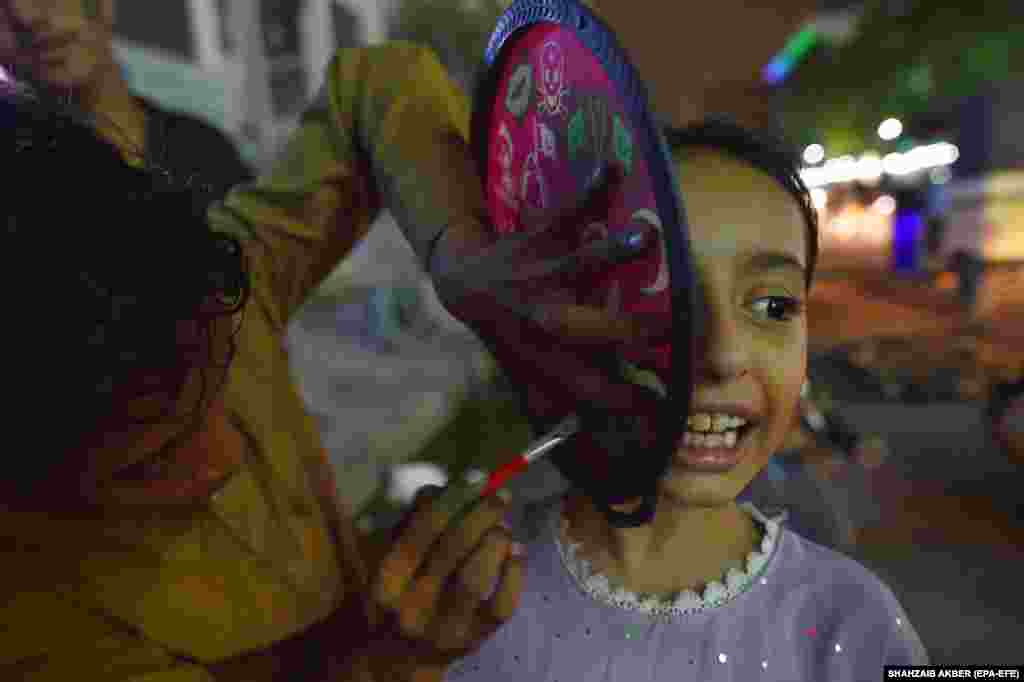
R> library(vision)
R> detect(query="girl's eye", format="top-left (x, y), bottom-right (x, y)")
top-left (750, 296), bottom-right (803, 322)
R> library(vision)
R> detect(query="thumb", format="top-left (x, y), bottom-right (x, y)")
top-left (394, 483), bottom-right (444, 530)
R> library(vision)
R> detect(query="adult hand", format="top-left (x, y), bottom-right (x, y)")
top-left (360, 484), bottom-right (523, 679)
top-left (426, 134), bottom-right (668, 431)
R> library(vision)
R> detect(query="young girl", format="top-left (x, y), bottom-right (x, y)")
top-left (444, 119), bottom-right (929, 680)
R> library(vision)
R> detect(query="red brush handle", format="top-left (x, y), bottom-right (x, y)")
top-left (480, 456), bottom-right (530, 499)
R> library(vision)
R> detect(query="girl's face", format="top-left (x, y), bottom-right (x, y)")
top-left (624, 148), bottom-right (809, 507)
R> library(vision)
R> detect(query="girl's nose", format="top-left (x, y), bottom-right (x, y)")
top-left (693, 300), bottom-right (751, 383)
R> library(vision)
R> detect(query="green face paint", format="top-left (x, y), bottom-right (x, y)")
top-left (613, 114), bottom-right (632, 175)
top-left (504, 62), bottom-right (532, 120)
top-left (568, 107), bottom-right (585, 161)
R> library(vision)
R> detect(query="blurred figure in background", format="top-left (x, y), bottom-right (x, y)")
top-left (0, 0), bottom-right (253, 199)
top-left (949, 248), bottom-right (985, 323)
top-left (987, 376), bottom-right (1024, 468)
top-left (922, 215), bottom-right (948, 273)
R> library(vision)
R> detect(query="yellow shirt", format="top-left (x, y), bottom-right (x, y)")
top-left (0, 43), bottom-right (472, 681)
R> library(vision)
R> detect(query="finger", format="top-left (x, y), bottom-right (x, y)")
top-left (394, 571), bottom-right (445, 640)
top-left (487, 318), bottom-right (665, 415)
top-left (434, 221), bottom-right (654, 315)
top-left (461, 228), bottom-right (651, 299)
top-left (431, 167), bottom-right (619, 294)
top-left (501, 220), bottom-right (656, 286)
top-left (459, 288), bottom-right (671, 347)
top-left (411, 483), bottom-right (443, 509)
top-left (418, 493), bottom-right (509, 592)
top-left (373, 484), bottom-right (450, 609)
top-left (447, 263), bottom-right (673, 347)
top-left (530, 304), bottom-right (672, 346)
top-left (386, 483), bottom-right (443, 540)
top-left (486, 551), bottom-right (524, 624)
top-left (431, 527), bottom-right (512, 652)
top-left (390, 494), bottom-right (509, 639)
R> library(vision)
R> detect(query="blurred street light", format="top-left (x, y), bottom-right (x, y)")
top-left (801, 143), bottom-right (958, 188)
top-left (878, 117), bottom-right (903, 141)
top-left (804, 143), bottom-right (826, 165)
top-left (930, 166), bottom-right (952, 185)
top-left (872, 195), bottom-right (896, 216)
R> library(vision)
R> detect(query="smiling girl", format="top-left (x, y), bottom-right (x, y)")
top-left (443, 119), bottom-right (928, 681)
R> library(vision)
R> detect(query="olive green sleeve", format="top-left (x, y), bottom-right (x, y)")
top-left (0, 589), bottom-right (216, 682)
top-left (207, 42), bottom-right (476, 329)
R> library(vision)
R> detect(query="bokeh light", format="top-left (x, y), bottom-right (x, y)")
top-left (878, 117), bottom-right (903, 141)
top-left (872, 194), bottom-right (896, 215)
top-left (803, 143), bottom-right (825, 165)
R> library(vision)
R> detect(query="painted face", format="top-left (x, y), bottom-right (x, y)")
top-left (1, 0), bottom-right (115, 91)
top-left (616, 149), bottom-right (809, 506)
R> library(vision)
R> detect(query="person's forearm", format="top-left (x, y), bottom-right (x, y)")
top-left (324, 42), bottom-right (482, 268)
top-left (207, 42), bottom-right (480, 326)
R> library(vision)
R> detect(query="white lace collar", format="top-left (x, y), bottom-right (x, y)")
top-left (552, 499), bottom-right (783, 618)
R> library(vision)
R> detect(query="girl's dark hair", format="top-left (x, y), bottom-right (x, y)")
top-left (664, 117), bottom-right (819, 288)
top-left (1, 85), bottom-right (250, 496)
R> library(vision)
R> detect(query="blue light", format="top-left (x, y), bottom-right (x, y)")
top-left (762, 57), bottom-right (791, 86)
top-left (891, 208), bottom-right (923, 274)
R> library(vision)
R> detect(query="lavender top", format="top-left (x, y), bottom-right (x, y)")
top-left (446, 497), bottom-right (928, 681)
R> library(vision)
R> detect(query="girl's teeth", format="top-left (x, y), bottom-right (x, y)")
top-left (686, 413), bottom-right (748, 432)
top-left (683, 429), bottom-right (742, 448)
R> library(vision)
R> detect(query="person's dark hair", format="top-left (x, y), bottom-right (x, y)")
top-left (664, 117), bottom-right (819, 288)
top-left (1, 85), bottom-right (250, 499)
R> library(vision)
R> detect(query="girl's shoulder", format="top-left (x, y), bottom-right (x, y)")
top-left (770, 530), bottom-right (929, 664)
top-left (777, 528), bottom-right (897, 602)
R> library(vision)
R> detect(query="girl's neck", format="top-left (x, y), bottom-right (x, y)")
top-left (562, 491), bottom-right (761, 596)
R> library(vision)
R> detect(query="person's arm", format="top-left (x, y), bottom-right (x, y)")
top-left (1, 587), bottom-right (218, 682)
top-left (208, 42), bottom-right (475, 330)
